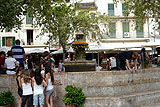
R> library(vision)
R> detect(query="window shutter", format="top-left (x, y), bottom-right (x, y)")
top-left (2, 37), bottom-right (6, 46)
top-left (122, 4), bottom-right (128, 11)
top-left (108, 4), bottom-right (114, 16)
top-left (12, 37), bottom-right (15, 46)
top-left (26, 14), bottom-right (33, 24)
top-left (109, 23), bottom-right (116, 38)
top-left (123, 22), bottom-right (129, 32)
top-left (136, 22), bottom-right (144, 38)
top-left (108, 4), bottom-right (114, 10)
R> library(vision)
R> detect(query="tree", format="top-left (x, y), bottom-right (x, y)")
top-left (0, 0), bottom-right (25, 30)
top-left (28, 0), bottom-right (110, 61)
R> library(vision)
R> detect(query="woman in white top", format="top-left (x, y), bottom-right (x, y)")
top-left (32, 69), bottom-right (47, 107)
top-left (21, 69), bottom-right (33, 107)
top-left (45, 66), bottom-right (54, 107)
top-left (5, 51), bottom-right (19, 74)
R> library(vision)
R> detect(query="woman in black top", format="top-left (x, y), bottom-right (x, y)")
top-left (16, 67), bottom-right (23, 107)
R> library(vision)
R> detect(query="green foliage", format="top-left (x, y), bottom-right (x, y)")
top-left (0, 0), bottom-right (25, 30)
top-left (63, 85), bottom-right (86, 107)
top-left (29, 0), bottom-right (110, 47)
top-left (28, 0), bottom-right (110, 61)
top-left (0, 91), bottom-right (14, 107)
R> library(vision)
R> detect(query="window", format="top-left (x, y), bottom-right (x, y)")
top-left (5, 28), bottom-right (12, 32)
top-left (109, 23), bottom-right (116, 38)
top-left (108, 4), bottom-right (114, 16)
top-left (2, 37), bottom-right (15, 46)
top-left (26, 14), bottom-right (33, 24)
top-left (122, 3), bottom-right (128, 16)
top-left (123, 22), bottom-right (130, 38)
top-left (136, 23), bottom-right (144, 38)
top-left (27, 30), bottom-right (33, 45)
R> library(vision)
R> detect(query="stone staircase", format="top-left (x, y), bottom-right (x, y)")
top-left (1, 68), bottom-right (160, 107)
top-left (65, 68), bottom-right (160, 107)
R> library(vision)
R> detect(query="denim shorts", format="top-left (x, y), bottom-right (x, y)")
top-left (45, 88), bottom-right (54, 97)
top-left (33, 94), bottom-right (44, 105)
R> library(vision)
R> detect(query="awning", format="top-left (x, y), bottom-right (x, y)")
top-left (25, 48), bottom-right (48, 55)
top-left (51, 48), bottom-right (74, 55)
top-left (0, 47), bottom-right (11, 53)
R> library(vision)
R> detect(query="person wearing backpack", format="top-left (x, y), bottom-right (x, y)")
top-left (40, 51), bottom-right (54, 72)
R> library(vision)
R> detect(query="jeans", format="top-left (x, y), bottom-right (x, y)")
top-left (33, 94), bottom-right (44, 105)
top-left (21, 94), bottom-right (33, 107)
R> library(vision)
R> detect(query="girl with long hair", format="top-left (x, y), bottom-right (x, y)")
top-left (21, 69), bottom-right (33, 107)
top-left (32, 69), bottom-right (47, 107)
top-left (45, 66), bottom-right (54, 107)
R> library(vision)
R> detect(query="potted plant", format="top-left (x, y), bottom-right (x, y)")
top-left (63, 85), bottom-right (86, 107)
top-left (0, 91), bottom-right (14, 107)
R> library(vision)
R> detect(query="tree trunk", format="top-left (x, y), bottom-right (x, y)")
top-left (62, 47), bottom-right (66, 63)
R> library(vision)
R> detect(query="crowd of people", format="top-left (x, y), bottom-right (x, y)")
top-left (100, 47), bottom-right (152, 73)
top-left (0, 39), bottom-right (56, 107)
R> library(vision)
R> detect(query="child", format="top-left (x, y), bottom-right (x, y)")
top-left (45, 66), bottom-right (54, 107)
top-left (32, 69), bottom-right (47, 107)
top-left (58, 59), bottom-right (63, 72)
top-left (5, 51), bottom-right (19, 74)
top-left (16, 67), bottom-right (23, 107)
top-left (21, 69), bottom-right (33, 107)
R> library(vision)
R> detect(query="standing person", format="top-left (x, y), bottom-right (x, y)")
top-left (16, 67), bottom-right (23, 107)
top-left (32, 69), bottom-right (47, 107)
top-left (116, 51), bottom-right (137, 73)
top-left (11, 39), bottom-right (26, 68)
top-left (45, 66), bottom-right (54, 107)
top-left (0, 51), bottom-right (6, 74)
top-left (21, 69), bottom-right (33, 107)
top-left (5, 51), bottom-right (19, 74)
top-left (58, 59), bottom-right (63, 72)
top-left (40, 51), bottom-right (54, 72)
top-left (110, 56), bottom-right (117, 71)
top-left (27, 55), bottom-right (34, 70)
top-left (140, 47), bottom-right (149, 69)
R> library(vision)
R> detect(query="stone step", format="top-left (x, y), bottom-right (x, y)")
top-left (84, 90), bottom-right (160, 107)
top-left (67, 69), bottom-right (160, 87)
top-left (82, 82), bottom-right (160, 97)
top-left (143, 103), bottom-right (160, 107)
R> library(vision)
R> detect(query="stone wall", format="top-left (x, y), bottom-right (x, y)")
top-left (1, 68), bottom-right (160, 107)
